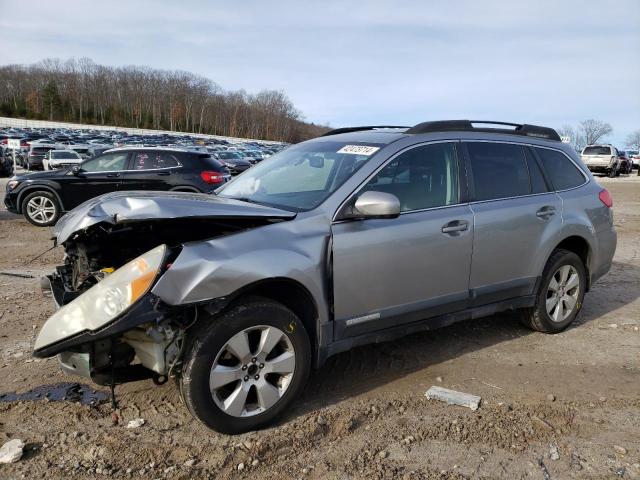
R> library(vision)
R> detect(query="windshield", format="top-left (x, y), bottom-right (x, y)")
top-left (217, 140), bottom-right (383, 211)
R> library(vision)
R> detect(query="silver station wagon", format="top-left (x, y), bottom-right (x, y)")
top-left (34, 120), bottom-right (617, 433)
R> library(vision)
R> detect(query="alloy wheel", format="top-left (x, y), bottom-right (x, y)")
top-left (546, 265), bottom-right (580, 322)
top-left (26, 196), bottom-right (57, 224)
top-left (209, 325), bottom-right (295, 417)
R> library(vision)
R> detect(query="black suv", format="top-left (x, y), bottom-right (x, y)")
top-left (4, 147), bottom-right (231, 226)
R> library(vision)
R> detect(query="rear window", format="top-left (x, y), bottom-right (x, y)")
top-left (52, 151), bottom-right (80, 159)
top-left (33, 147), bottom-right (54, 153)
top-left (535, 148), bottom-right (586, 191)
top-left (582, 146), bottom-right (612, 156)
top-left (467, 142), bottom-right (531, 201)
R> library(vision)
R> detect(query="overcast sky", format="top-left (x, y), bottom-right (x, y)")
top-left (0, 0), bottom-right (638, 144)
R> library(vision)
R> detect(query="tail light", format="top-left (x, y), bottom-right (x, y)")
top-left (599, 189), bottom-right (613, 208)
top-left (200, 171), bottom-right (225, 184)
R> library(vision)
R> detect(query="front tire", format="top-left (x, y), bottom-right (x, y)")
top-left (22, 191), bottom-right (61, 227)
top-left (180, 296), bottom-right (311, 434)
top-left (520, 249), bottom-right (586, 333)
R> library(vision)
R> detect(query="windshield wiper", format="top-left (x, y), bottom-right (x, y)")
top-left (226, 196), bottom-right (264, 206)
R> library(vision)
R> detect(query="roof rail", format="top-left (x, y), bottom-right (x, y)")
top-left (321, 126), bottom-right (410, 137)
top-left (405, 120), bottom-right (562, 141)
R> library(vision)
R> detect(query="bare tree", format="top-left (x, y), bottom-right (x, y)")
top-left (626, 129), bottom-right (640, 151)
top-left (578, 119), bottom-right (613, 145)
top-left (0, 58), bottom-right (329, 142)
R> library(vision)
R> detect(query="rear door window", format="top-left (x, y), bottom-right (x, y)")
top-left (466, 142), bottom-right (531, 201)
top-left (534, 148), bottom-right (586, 191)
top-left (132, 152), bottom-right (180, 170)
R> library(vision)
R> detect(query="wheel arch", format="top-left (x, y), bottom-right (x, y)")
top-left (222, 278), bottom-right (320, 362)
top-left (16, 185), bottom-right (65, 214)
top-left (551, 235), bottom-right (592, 289)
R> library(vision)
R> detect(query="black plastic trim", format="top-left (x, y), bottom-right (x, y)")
top-left (322, 295), bottom-right (536, 364)
top-left (321, 126), bottom-right (410, 137)
top-left (406, 120), bottom-right (561, 141)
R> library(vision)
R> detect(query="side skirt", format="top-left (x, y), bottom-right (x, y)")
top-left (317, 295), bottom-right (536, 366)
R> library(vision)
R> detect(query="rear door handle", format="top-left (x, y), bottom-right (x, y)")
top-left (106, 173), bottom-right (120, 178)
top-left (441, 220), bottom-right (469, 235)
top-left (536, 206), bottom-right (556, 218)
top-left (157, 171), bottom-right (171, 176)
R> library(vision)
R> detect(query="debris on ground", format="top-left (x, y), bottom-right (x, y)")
top-left (549, 443), bottom-right (560, 460)
top-left (613, 445), bottom-right (627, 455)
top-left (0, 439), bottom-right (25, 464)
top-left (126, 418), bottom-right (145, 429)
top-left (425, 386), bottom-right (481, 410)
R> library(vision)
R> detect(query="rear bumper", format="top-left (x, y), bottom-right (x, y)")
top-left (591, 227), bottom-right (617, 286)
top-left (586, 165), bottom-right (612, 173)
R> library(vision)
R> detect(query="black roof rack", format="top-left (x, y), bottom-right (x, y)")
top-left (405, 120), bottom-right (561, 141)
top-left (321, 126), bottom-right (410, 137)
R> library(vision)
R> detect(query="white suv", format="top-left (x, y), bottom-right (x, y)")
top-left (580, 144), bottom-right (619, 177)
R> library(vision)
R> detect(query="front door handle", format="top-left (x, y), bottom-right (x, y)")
top-left (441, 220), bottom-right (469, 235)
top-left (106, 173), bottom-right (120, 178)
top-left (157, 171), bottom-right (171, 176)
top-left (536, 206), bottom-right (556, 219)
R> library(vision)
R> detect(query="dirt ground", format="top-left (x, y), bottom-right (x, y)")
top-left (0, 172), bottom-right (638, 480)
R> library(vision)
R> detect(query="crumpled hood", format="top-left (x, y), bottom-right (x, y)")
top-left (54, 190), bottom-right (296, 245)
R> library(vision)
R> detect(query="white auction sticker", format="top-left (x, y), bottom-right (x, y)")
top-left (337, 145), bottom-right (380, 156)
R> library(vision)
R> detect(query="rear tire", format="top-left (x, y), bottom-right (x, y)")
top-left (179, 296), bottom-right (311, 434)
top-left (520, 249), bottom-right (586, 333)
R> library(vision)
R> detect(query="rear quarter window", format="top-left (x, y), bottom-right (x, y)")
top-left (535, 148), bottom-right (586, 191)
top-left (198, 155), bottom-right (226, 170)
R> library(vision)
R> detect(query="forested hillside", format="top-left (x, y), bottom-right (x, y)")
top-left (0, 58), bottom-right (329, 142)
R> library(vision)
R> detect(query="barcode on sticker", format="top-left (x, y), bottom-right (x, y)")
top-left (337, 145), bottom-right (380, 156)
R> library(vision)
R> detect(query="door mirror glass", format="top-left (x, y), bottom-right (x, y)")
top-left (353, 191), bottom-right (401, 219)
top-left (308, 154), bottom-right (325, 168)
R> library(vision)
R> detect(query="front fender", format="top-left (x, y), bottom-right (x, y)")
top-left (151, 215), bottom-right (331, 324)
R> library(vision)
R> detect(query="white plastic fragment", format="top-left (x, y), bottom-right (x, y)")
top-left (126, 418), bottom-right (145, 429)
top-left (425, 386), bottom-right (481, 411)
top-left (0, 439), bottom-right (25, 464)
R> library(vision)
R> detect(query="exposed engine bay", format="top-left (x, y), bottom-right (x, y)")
top-left (41, 215), bottom-right (285, 386)
top-left (58, 217), bottom-right (273, 294)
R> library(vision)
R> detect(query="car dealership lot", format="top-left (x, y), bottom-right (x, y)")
top-left (0, 175), bottom-right (639, 479)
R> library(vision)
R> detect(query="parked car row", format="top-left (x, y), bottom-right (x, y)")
top-left (4, 146), bottom-right (234, 226)
top-left (580, 144), bottom-right (639, 177)
top-left (0, 126), bottom-right (287, 172)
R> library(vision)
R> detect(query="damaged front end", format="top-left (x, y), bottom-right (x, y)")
top-left (33, 244), bottom-right (188, 386)
top-left (34, 191), bottom-right (296, 387)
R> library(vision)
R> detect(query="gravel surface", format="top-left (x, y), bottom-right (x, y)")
top-left (1, 172), bottom-right (639, 479)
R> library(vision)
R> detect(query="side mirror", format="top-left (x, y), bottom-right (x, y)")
top-left (71, 165), bottom-right (82, 176)
top-left (308, 155), bottom-right (325, 168)
top-left (352, 191), bottom-right (401, 219)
